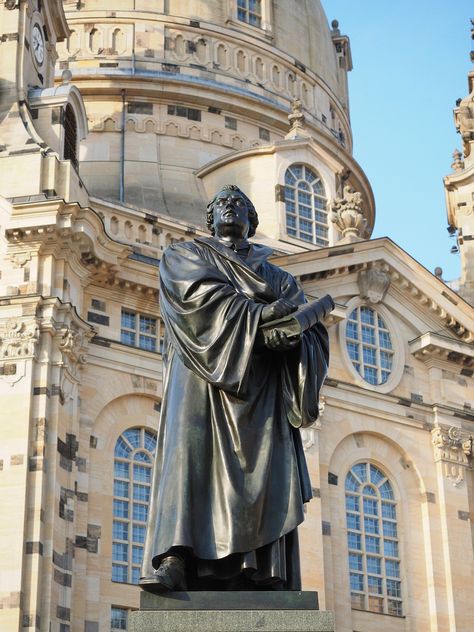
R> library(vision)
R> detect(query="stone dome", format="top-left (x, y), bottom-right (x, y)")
top-left (57, 0), bottom-right (374, 244)
top-left (161, 0), bottom-right (347, 108)
top-left (272, 0), bottom-right (345, 102)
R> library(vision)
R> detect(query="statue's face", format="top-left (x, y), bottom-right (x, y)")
top-left (213, 190), bottom-right (250, 240)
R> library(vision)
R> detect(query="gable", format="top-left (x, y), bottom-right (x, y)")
top-left (272, 237), bottom-right (474, 405)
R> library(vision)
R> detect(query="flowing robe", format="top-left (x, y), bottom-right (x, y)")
top-left (142, 236), bottom-right (329, 588)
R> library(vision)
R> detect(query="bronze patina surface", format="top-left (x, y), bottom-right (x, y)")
top-left (141, 185), bottom-right (330, 591)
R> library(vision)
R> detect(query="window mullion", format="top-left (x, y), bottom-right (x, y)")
top-left (357, 308), bottom-right (364, 376)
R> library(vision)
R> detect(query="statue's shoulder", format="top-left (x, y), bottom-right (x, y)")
top-left (163, 239), bottom-right (204, 257)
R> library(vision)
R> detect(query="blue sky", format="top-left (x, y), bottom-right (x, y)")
top-left (323, 0), bottom-right (473, 280)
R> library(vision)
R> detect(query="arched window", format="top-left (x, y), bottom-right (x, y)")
top-left (284, 164), bottom-right (328, 246)
top-left (63, 104), bottom-right (78, 170)
top-left (346, 306), bottom-right (394, 385)
top-left (112, 427), bottom-right (157, 584)
top-left (345, 463), bottom-right (402, 616)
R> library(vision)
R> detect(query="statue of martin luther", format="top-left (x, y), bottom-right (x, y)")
top-left (140, 185), bottom-right (329, 592)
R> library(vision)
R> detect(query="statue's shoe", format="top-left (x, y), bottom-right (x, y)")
top-left (139, 556), bottom-right (187, 593)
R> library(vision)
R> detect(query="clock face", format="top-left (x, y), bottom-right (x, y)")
top-left (32, 24), bottom-right (45, 65)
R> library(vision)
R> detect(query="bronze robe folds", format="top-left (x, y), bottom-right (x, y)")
top-left (142, 237), bottom-right (329, 588)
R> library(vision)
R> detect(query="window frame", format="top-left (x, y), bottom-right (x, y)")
top-left (346, 305), bottom-right (394, 386)
top-left (120, 308), bottom-right (163, 353)
top-left (112, 427), bottom-right (157, 585)
top-left (338, 298), bottom-right (404, 394)
top-left (283, 163), bottom-right (329, 247)
top-left (111, 606), bottom-right (129, 631)
top-left (236, 0), bottom-right (263, 28)
top-left (227, 0), bottom-right (273, 39)
top-left (345, 462), bottom-right (403, 618)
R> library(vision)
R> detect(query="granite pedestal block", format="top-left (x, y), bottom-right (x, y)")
top-left (129, 591), bottom-right (335, 631)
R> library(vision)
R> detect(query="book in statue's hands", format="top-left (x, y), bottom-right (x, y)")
top-left (259, 294), bottom-right (335, 340)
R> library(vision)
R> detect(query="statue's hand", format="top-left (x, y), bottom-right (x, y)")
top-left (264, 329), bottom-right (301, 351)
top-left (261, 298), bottom-right (297, 324)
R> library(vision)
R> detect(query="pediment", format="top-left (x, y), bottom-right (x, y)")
top-left (272, 237), bottom-right (474, 357)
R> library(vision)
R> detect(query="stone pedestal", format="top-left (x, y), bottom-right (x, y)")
top-left (129, 591), bottom-right (335, 631)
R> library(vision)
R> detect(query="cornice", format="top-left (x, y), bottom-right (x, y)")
top-left (323, 379), bottom-right (474, 428)
top-left (409, 332), bottom-right (474, 370)
top-left (60, 10), bottom-right (351, 129)
top-left (444, 162), bottom-right (474, 187)
top-left (89, 196), bottom-right (208, 238)
top-left (273, 237), bottom-right (474, 343)
top-left (6, 199), bottom-right (130, 258)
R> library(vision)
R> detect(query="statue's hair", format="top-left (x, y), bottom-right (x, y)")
top-left (206, 184), bottom-right (259, 238)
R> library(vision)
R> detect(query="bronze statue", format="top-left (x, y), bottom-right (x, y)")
top-left (140, 185), bottom-right (330, 592)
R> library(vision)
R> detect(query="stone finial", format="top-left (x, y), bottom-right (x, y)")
top-left (331, 185), bottom-right (367, 243)
top-left (451, 148), bottom-right (464, 171)
top-left (331, 19), bottom-right (341, 36)
top-left (358, 262), bottom-right (390, 304)
top-left (285, 98), bottom-right (310, 140)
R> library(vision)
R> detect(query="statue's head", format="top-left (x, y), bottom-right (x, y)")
top-left (206, 185), bottom-right (259, 240)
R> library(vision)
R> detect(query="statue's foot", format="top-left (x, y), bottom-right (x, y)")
top-left (140, 556), bottom-right (187, 593)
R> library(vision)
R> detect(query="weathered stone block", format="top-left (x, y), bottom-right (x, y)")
top-left (132, 592), bottom-right (334, 632)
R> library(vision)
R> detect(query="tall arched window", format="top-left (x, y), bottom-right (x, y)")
top-left (112, 427), bottom-right (157, 584)
top-left (345, 462), bottom-right (402, 616)
top-left (284, 164), bottom-right (328, 246)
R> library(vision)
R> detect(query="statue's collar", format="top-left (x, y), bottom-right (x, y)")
top-left (195, 236), bottom-right (273, 267)
top-left (215, 237), bottom-right (250, 251)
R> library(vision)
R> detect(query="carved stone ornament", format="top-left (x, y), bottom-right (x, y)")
top-left (58, 328), bottom-right (88, 376)
top-left (285, 98), bottom-right (311, 140)
top-left (0, 319), bottom-right (39, 359)
top-left (455, 98), bottom-right (474, 158)
top-left (331, 185), bottom-right (367, 243)
top-left (10, 252), bottom-right (32, 268)
top-left (358, 263), bottom-right (391, 304)
top-left (431, 425), bottom-right (473, 487)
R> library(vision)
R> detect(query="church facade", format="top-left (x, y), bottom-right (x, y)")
top-left (0, 2), bottom-right (473, 631)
